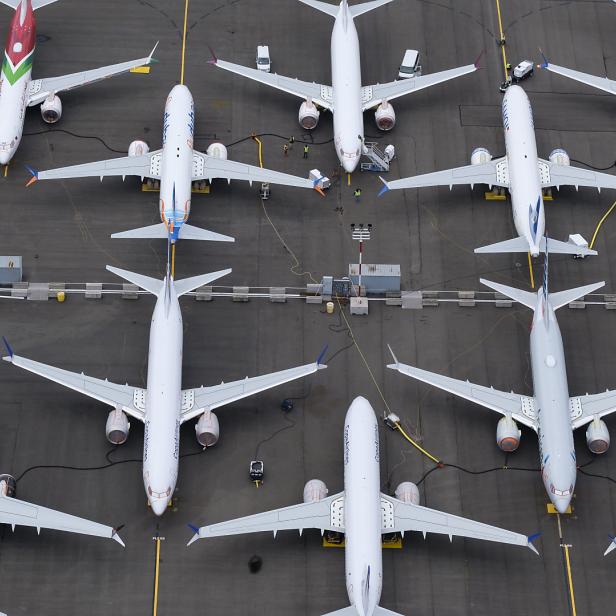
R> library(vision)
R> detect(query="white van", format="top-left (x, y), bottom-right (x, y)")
top-left (256, 45), bottom-right (271, 72)
top-left (398, 49), bottom-right (421, 79)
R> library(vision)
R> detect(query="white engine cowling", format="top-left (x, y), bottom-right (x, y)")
top-left (298, 99), bottom-right (320, 130)
top-left (394, 481), bottom-right (420, 505)
top-left (586, 417), bottom-right (610, 454)
top-left (105, 409), bottom-right (130, 445)
top-left (375, 101), bottom-right (396, 131)
top-left (549, 148), bottom-right (570, 166)
top-left (195, 410), bottom-right (220, 447)
top-left (303, 479), bottom-right (328, 503)
top-left (128, 140), bottom-right (150, 157)
top-left (40, 94), bottom-right (62, 124)
top-left (0, 473), bottom-right (16, 498)
top-left (496, 416), bottom-right (521, 452)
top-left (206, 142), bottom-right (228, 160)
top-left (471, 147), bottom-right (492, 165)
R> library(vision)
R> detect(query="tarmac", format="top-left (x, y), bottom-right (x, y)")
top-left (1, 0), bottom-right (616, 614)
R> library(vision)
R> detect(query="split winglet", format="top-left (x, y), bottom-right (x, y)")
top-left (605, 534), bottom-right (616, 556)
top-left (474, 49), bottom-right (486, 70)
top-left (527, 532), bottom-right (541, 555)
top-left (2, 336), bottom-right (13, 358)
top-left (316, 344), bottom-right (329, 366)
top-left (187, 524), bottom-right (201, 547)
top-left (377, 176), bottom-right (390, 197)
top-left (387, 343), bottom-right (398, 365)
top-left (25, 164), bottom-right (38, 187)
top-left (147, 41), bottom-right (160, 65)
top-left (538, 48), bottom-right (549, 70)
top-left (207, 46), bottom-right (218, 65)
top-left (112, 525), bottom-right (126, 547)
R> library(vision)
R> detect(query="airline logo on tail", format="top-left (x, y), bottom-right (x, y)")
top-left (2, 0), bottom-right (35, 86)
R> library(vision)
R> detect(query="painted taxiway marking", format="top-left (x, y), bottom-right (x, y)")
top-left (495, 0), bottom-right (509, 80)
top-left (555, 513), bottom-right (577, 616)
top-left (152, 535), bottom-right (164, 616)
top-left (180, 0), bottom-right (189, 85)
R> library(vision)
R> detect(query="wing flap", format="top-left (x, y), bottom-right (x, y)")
top-left (540, 159), bottom-right (616, 190)
top-left (571, 391), bottom-right (616, 429)
top-left (3, 353), bottom-right (144, 421)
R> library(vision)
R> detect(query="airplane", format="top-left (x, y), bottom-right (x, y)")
top-left (0, 0), bottom-right (157, 166)
top-left (0, 472), bottom-right (124, 545)
top-left (209, 0), bottom-right (478, 173)
top-left (188, 396), bottom-right (538, 616)
top-left (541, 52), bottom-right (616, 96)
top-left (25, 84), bottom-right (323, 242)
top-left (3, 247), bottom-right (327, 516)
top-left (378, 84), bottom-right (616, 256)
top-left (387, 248), bottom-right (616, 514)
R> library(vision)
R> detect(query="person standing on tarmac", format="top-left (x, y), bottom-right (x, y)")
top-left (283, 143), bottom-right (289, 156)
top-left (303, 144), bottom-right (309, 159)
top-left (354, 187), bottom-right (362, 202)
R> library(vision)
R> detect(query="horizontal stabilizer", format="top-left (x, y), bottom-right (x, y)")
top-left (321, 606), bottom-right (358, 616)
top-left (474, 236), bottom-right (530, 254)
top-left (480, 278), bottom-right (537, 310)
top-left (298, 0), bottom-right (339, 17)
top-left (106, 265), bottom-right (162, 296)
top-left (32, 0), bottom-right (61, 8)
top-left (111, 222), bottom-right (234, 243)
top-left (348, 0), bottom-right (394, 18)
top-left (374, 608), bottom-right (405, 616)
top-left (539, 235), bottom-right (597, 257)
top-left (174, 269), bottom-right (232, 298)
top-left (549, 281), bottom-right (604, 311)
top-left (0, 1), bottom-right (20, 7)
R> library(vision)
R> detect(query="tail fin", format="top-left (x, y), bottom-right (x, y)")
top-left (539, 235), bottom-right (596, 257)
top-left (32, 0), bottom-right (61, 9)
top-left (106, 265), bottom-right (163, 296)
top-left (298, 0), bottom-right (392, 18)
top-left (347, 0), bottom-right (394, 18)
top-left (174, 269), bottom-right (231, 297)
top-left (111, 222), bottom-right (234, 243)
top-left (373, 608), bottom-right (405, 616)
top-left (549, 281), bottom-right (604, 310)
top-left (480, 278), bottom-right (537, 310)
top-left (321, 607), bottom-right (403, 616)
top-left (297, 0), bottom-right (339, 17)
top-left (0, 1), bottom-right (20, 8)
top-left (474, 236), bottom-right (532, 254)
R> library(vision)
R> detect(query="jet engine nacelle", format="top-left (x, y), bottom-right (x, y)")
top-left (298, 99), bottom-right (320, 130)
top-left (375, 101), bottom-right (396, 131)
top-left (40, 94), bottom-right (62, 124)
top-left (195, 410), bottom-right (220, 447)
top-left (303, 479), bottom-right (328, 503)
top-left (471, 147), bottom-right (491, 165)
top-left (394, 481), bottom-right (420, 505)
top-left (549, 148), bottom-right (570, 166)
top-left (586, 417), bottom-right (610, 454)
top-left (105, 408), bottom-right (130, 445)
top-left (0, 473), bottom-right (16, 498)
top-left (206, 142), bottom-right (228, 160)
top-left (128, 140), bottom-right (150, 157)
top-left (496, 416), bottom-right (521, 452)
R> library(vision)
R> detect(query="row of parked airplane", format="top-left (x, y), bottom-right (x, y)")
top-left (3, 0), bottom-right (616, 615)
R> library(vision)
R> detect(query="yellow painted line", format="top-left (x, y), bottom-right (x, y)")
top-left (564, 544), bottom-right (577, 616)
top-left (130, 66), bottom-right (151, 74)
top-left (180, 0), bottom-right (190, 85)
top-left (589, 199), bottom-right (616, 249)
top-left (347, 172), bottom-right (351, 186)
top-left (527, 251), bottom-right (535, 289)
top-left (3, 165), bottom-right (7, 178)
top-left (152, 537), bottom-right (161, 616)
top-left (495, 0), bottom-right (509, 79)
top-left (171, 243), bottom-right (176, 279)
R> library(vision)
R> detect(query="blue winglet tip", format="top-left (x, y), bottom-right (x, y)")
top-left (2, 336), bottom-right (13, 358)
top-left (528, 532), bottom-right (541, 543)
top-left (188, 523), bottom-right (199, 534)
top-left (24, 164), bottom-right (38, 179)
top-left (378, 184), bottom-right (389, 198)
top-left (609, 534), bottom-right (615, 542)
top-left (539, 48), bottom-right (549, 69)
top-left (317, 344), bottom-right (329, 365)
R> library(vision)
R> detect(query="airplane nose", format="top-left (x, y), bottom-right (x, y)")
top-left (342, 157), bottom-right (359, 174)
top-left (553, 496), bottom-right (571, 515)
top-left (150, 498), bottom-right (168, 517)
top-left (0, 151), bottom-right (11, 165)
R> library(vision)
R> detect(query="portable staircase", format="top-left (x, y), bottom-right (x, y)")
top-left (361, 141), bottom-right (390, 172)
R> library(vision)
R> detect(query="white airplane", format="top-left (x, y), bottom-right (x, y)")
top-left (3, 252), bottom-right (327, 516)
top-left (210, 0), bottom-right (478, 173)
top-left (388, 250), bottom-right (616, 514)
top-left (26, 84), bottom-right (322, 242)
top-left (0, 0), bottom-right (157, 166)
top-left (0, 473), bottom-right (124, 545)
top-left (379, 84), bottom-right (616, 256)
top-left (188, 396), bottom-right (538, 616)
top-left (541, 52), bottom-right (616, 96)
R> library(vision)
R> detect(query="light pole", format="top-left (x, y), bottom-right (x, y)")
top-left (350, 223), bottom-right (372, 297)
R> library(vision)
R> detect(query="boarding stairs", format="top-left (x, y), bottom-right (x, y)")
top-left (361, 142), bottom-right (390, 172)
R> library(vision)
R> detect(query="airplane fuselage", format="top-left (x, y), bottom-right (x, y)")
top-left (142, 279), bottom-right (183, 515)
top-left (343, 397), bottom-right (383, 616)
top-left (331, 2), bottom-right (364, 173)
top-left (159, 84), bottom-right (195, 241)
top-left (530, 296), bottom-right (576, 513)
top-left (502, 85), bottom-right (545, 256)
top-left (0, 0), bottom-right (35, 164)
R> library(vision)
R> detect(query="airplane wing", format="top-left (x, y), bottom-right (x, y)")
top-left (0, 493), bottom-right (124, 545)
top-left (180, 357), bottom-right (327, 423)
top-left (362, 63), bottom-right (477, 110)
top-left (192, 151), bottom-right (317, 190)
top-left (27, 44), bottom-right (158, 106)
top-left (543, 62), bottom-right (616, 96)
top-left (570, 391), bottom-right (616, 429)
top-left (187, 492), bottom-right (344, 545)
top-left (387, 348), bottom-right (537, 430)
top-left (378, 157), bottom-right (508, 196)
top-left (380, 494), bottom-right (538, 553)
top-left (538, 159), bottom-right (616, 191)
top-left (28, 150), bottom-right (163, 183)
top-left (2, 351), bottom-right (145, 422)
top-left (213, 58), bottom-right (333, 110)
